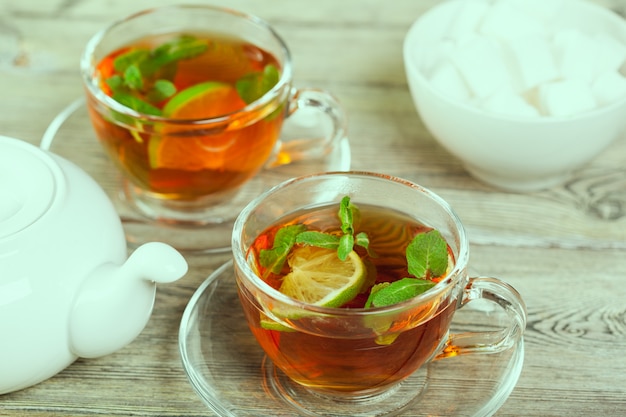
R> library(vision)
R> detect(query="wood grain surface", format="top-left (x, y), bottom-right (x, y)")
top-left (1, 0), bottom-right (625, 416)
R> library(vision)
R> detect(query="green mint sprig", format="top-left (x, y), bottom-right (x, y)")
top-left (105, 35), bottom-right (210, 115)
top-left (296, 196), bottom-right (374, 261)
top-left (104, 35), bottom-right (281, 123)
top-left (364, 230), bottom-right (448, 308)
top-left (258, 197), bottom-right (449, 310)
top-left (259, 196), bottom-right (373, 274)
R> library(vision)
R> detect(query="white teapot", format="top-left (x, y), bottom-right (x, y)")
top-left (0, 135), bottom-right (188, 394)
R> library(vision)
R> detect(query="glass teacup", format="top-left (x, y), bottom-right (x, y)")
top-left (80, 5), bottom-right (346, 251)
top-left (232, 171), bottom-right (527, 415)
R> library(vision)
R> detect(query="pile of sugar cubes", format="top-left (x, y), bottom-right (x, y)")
top-left (420, 0), bottom-right (626, 118)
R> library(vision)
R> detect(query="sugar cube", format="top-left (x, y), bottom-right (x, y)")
top-left (419, 40), bottom-right (456, 78)
top-left (481, 87), bottom-right (541, 118)
top-left (502, 0), bottom-right (566, 22)
top-left (593, 33), bottom-right (626, 77)
top-left (429, 59), bottom-right (472, 102)
top-left (452, 36), bottom-right (512, 98)
top-left (446, 0), bottom-right (490, 41)
top-left (592, 71), bottom-right (626, 106)
top-left (553, 29), bottom-right (598, 83)
top-left (479, 0), bottom-right (548, 41)
top-left (506, 35), bottom-right (559, 92)
top-left (539, 79), bottom-right (597, 117)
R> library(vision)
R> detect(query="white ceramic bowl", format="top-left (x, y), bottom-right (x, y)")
top-left (404, 0), bottom-right (626, 192)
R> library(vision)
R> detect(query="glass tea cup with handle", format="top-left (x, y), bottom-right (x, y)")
top-left (232, 171), bottom-right (527, 416)
top-left (80, 5), bottom-right (346, 251)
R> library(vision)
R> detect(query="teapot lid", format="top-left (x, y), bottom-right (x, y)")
top-left (0, 136), bottom-right (63, 239)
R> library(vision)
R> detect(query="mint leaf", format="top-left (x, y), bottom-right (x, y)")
top-left (406, 229), bottom-right (448, 279)
top-left (295, 231), bottom-right (340, 249)
top-left (141, 36), bottom-right (208, 77)
top-left (113, 49), bottom-right (150, 74)
top-left (355, 232), bottom-right (376, 257)
top-left (261, 64), bottom-right (280, 94)
top-left (234, 77), bottom-right (256, 104)
top-left (364, 282), bottom-right (390, 308)
top-left (354, 232), bottom-right (369, 247)
top-left (112, 92), bottom-right (161, 116)
top-left (365, 278), bottom-right (435, 308)
top-left (236, 64), bottom-right (280, 104)
top-left (151, 36), bottom-right (209, 67)
top-left (147, 79), bottom-right (177, 103)
top-left (105, 75), bottom-right (124, 92)
top-left (338, 197), bottom-right (376, 258)
top-left (124, 64), bottom-right (144, 90)
top-left (259, 224), bottom-right (307, 274)
top-left (338, 196), bottom-right (354, 235)
top-left (337, 234), bottom-right (354, 261)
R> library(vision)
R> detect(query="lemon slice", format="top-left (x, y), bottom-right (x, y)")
top-left (259, 313), bottom-right (295, 332)
top-left (148, 81), bottom-right (247, 170)
top-left (162, 81), bottom-right (244, 118)
top-left (278, 246), bottom-right (366, 308)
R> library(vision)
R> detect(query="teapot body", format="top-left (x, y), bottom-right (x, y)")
top-left (0, 137), bottom-right (128, 394)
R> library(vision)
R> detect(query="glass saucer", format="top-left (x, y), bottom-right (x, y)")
top-left (42, 98), bottom-right (351, 254)
top-left (179, 261), bottom-right (525, 417)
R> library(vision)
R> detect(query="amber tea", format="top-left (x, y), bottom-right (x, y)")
top-left (233, 172), bottom-right (526, 415)
top-left (87, 31), bottom-right (284, 200)
top-left (237, 199), bottom-right (458, 393)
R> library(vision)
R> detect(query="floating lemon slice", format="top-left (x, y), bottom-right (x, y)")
top-left (259, 313), bottom-right (295, 332)
top-left (148, 81), bottom-right (247, 170)
top-left (162, 81), bottom-right (245, 118)
top-left (278, 246), bottom-right (366, 308)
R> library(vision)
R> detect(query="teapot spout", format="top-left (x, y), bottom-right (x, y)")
top-left (69, 242), bottom-right (187, 358)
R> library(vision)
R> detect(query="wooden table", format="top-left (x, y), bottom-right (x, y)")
top-left (1, 0), bottom-right (625, 416)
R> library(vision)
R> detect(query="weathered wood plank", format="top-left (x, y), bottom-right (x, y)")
top-left (1, 0), bottom-right (625, 416)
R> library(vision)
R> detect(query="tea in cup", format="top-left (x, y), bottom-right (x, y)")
top-left (232, 172), bottom-right (526, 415)
top-left (80, 5), bottom-right (346, 229)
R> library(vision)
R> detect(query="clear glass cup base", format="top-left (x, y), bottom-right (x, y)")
top-left (263, 357), bottom-right (427, 417)
top-left (118, 178), bottom-right (265, 253)
top-left (121, 180), bottom-right (245, 225)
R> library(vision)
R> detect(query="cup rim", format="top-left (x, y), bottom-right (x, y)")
top-left (232, 171), bottom-right (470, 316)
top-left (80, 4), bottom-right (293, 124)
top-left (403, 0), bottom-right (626, 125)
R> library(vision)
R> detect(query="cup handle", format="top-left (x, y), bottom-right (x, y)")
top-left (267, 87), bottom-right (347, 167)
top-left (436, 277), bottom-right (527, 359)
